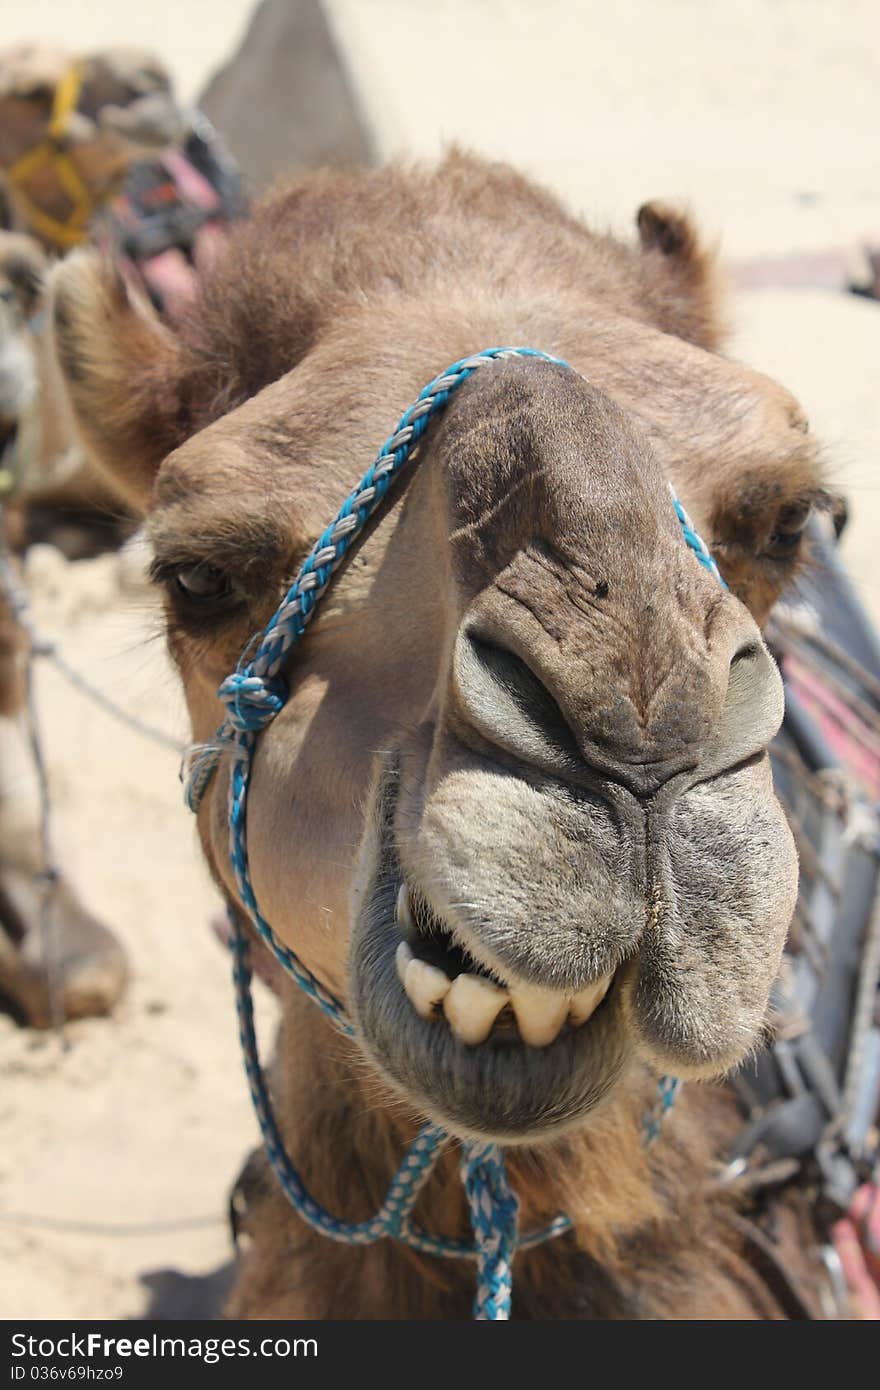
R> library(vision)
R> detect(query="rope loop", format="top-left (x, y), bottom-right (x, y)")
top-left (218, 670), bottom-right (288, 732)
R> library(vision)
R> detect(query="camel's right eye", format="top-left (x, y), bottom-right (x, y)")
top-left (172, 563), bottom-right (232, 605)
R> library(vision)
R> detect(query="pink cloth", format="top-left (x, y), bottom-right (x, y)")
top-left (785, 653), bottom-right (880, 800)
top-left (832, 1184), bottom-right (880, 1318)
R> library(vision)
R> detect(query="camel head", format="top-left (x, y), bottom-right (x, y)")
top-left (49, 155), bottom-right (828, 1142)
top-left (0, 44), bottom-right (184, 249)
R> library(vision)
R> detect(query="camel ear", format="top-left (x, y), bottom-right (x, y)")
top-left (635, 200), bottom-right (724, 350)
top-left (636, 201), bottom-right (705, 261)
top-left (49, 250), bottom-right (184, 511)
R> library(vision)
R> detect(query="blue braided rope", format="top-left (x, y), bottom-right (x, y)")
top-left (642, 1074), bottom-right (683, 1146)
top-left (227, 732), bottom-right (353, 1036)
top-left (668, 486), bottom-right (727, 588)
top-left (461, 1144), bottom-right (520, 1319)
top-left (185, 348), bottom-right (727, 1320)
top-left (231, 906), bottom-right (571, 1267)
top-left (232, 923), bottom-right (446, 1244)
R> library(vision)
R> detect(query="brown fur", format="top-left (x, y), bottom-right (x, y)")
top-left (54, 151), bottom-right (724, 474)
top-left (48, 258), bottom-right (186, 506)
top-left (50, 152), bottom-right (832, 1317)
top-left (53, 151), bottom-right (828, 626)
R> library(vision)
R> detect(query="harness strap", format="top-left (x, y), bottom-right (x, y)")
top-left (4, 64), bottom-right (96, 249)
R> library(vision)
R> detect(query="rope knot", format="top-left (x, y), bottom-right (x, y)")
top-left (218, 670), bottom-right (288, 732)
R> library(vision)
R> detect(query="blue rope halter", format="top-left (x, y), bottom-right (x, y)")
top-left (182, 348), bottom-right (725, 1319)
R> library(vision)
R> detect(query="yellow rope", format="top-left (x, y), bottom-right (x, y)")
top-left (47, 62), bottom-right (83, 139)
top-left (4, 63), bottom-right (96, 249)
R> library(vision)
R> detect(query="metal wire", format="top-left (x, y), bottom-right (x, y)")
top-left (45, 646), bottom-right (183, 754)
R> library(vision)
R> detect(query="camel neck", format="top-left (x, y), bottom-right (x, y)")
top-left (250, 988), bottom-right (714, 1314)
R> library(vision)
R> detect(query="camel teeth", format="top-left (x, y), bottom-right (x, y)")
top-left (394, 880), bottom-right (610, 1046)
top-left (569, 974), bottom-right (613, 1027)
top-left (443, 973), bottom-right (508, 1045)
top-left (395, 939), bottom-right (414, 985)
top-left (510, 986), bottom-right (570, 1048)
top-left (403, 956), bottom-right (452, 1019)
top-left (396, 882), bottom-right (414, 931)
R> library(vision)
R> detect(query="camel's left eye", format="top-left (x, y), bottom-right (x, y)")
top-left (172, 563), bottom-right (232, 604)
top-left (767, 502), bottom-right (811, 558)
top-left (768, 528), bottom-right (803, 553)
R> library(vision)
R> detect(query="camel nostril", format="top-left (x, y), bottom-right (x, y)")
top-left (731, 641), bottom-right (761, 669)
top-left (455, 610), bottom-right (782, 800)
top-left (455, 632), bottom-right (581, 773)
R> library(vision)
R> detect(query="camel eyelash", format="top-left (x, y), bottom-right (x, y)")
top-left (764, 528), bottom-right (808, 562)
top-left (149, 557), bottom-right (246, 626)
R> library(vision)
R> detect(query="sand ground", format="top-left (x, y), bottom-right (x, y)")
top-left (0, 0), bottom-right (878, 1320)
top-left (0, 551), bottom-right (275, 1318)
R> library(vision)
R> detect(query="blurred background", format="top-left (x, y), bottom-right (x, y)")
top-left (0, 0), bottom-right (877, 1318)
